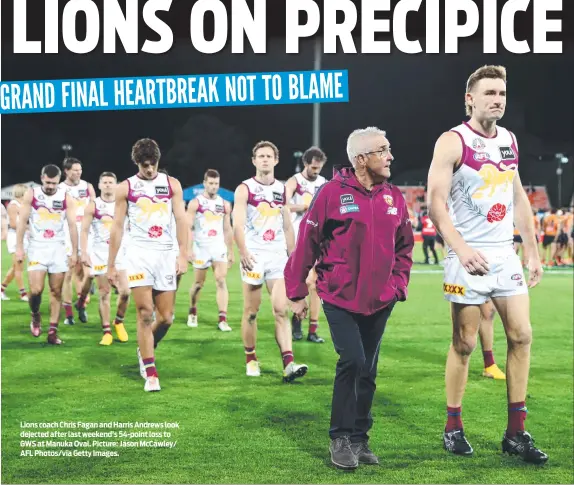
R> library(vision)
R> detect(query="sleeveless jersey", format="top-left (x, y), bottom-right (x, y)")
top-left (243, 178), bottom-right (286, 251)
top-left (193, 194), bottom-right (226, 246)
top-left (59, 180), bottom-right (91, 224)
top-left (290, 173), bottom-right (327, 227)
top-left (447, 122), bottom-right (518, 249)
top-left (127, 173), bottom-right (173, 250)
top-left (91, 197), bottom-right (115, 249)
top-left (7, 199), bottom-right (21, 232)
top-left (29, 186), bottom-right (67, 244)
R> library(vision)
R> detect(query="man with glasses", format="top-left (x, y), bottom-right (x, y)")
top-left (284, 127), bottom-right (414, 469)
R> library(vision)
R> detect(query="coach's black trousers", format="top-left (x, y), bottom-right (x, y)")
top-left (322, 300), bottom-right (395, 442)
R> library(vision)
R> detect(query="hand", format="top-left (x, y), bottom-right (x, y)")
top-left (456, 245), bottom-right (489, 276)
top-left (526, 258), bottom-right (543, 288)
top-left (289, 299), bottom-right (308, 321)
top-left (227, 252), bottom-right (235, 269)
top-left (15, 246), bottom-right (25, 263)
top-left (107, 265), bottom-right (118, 287)
top-left (240, 251), bottom-right (256, 272)
top-left (81, 253), bottom-right (92, 268)
top-left (69, 253), bottom-right (78, 268)
top-left (176, 254), bottom-right (188, 276)
top-left (188, 251), bottom-right (195, 263)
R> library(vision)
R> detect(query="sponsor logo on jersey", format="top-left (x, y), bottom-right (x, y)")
top-left (443, 283), bottom-right (465, 296)
top-left (272, 192), bottom-right (284, 203)
top-left (129, 273), bottom-right (145, 281)
top-left (498, 146), bottom-right (516, 161)
top-left (473, 152), bottom-right (491, 162)
top-left (340, 194), bottom-right (354, 205)
top-left (340, 204), bottom-right (360, 214)
top-left (52, 200), bottom-right (64, 210)
top-left (155, 186), bottom-right (169, 195)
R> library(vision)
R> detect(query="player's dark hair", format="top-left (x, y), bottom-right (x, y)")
top-left (99, 171), bottom-right (117, 181)
top-left (252, 140), bottom-right (279, 160)
top-left (302, 147), bottom-right (327, 165)
top-left (132, 138), bottom-right (161, 166)
top-left (62, 157), bottom-right (82, 171)
top-left (42, 164), bottom-right (61, 179)
top-left (204, 169), bottom-right (220, 180)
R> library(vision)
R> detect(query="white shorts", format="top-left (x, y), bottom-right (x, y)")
top-left (443, 247), bottom-right (528, 304)
top-left (89, 245), bottom-right (126, 276)
top-left (240, 249), bottom-right (288, 286)
top-left (193, 242), bottom-right (227, 270)
top-left (6, 231), bottom-right (29, 254)
top-left (27, 242), bottom-right (69, 274)
top-left (125, 247), bottom-right (177, 291)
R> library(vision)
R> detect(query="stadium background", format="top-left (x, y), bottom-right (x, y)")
top-left (1, 1), bottom-right (573, 484)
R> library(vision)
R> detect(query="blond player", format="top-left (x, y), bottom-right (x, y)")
top-left (16, 165), bottom-right (78, 345)
top-left (59, 158), bottom-right (96, 325)
top-left (107, 139), bottom-right (188, 392)
top-left (285, 147), bottom-right (327, 343)
top-left (79, 172), bottom-right (130, 345)
top-left (233, 141), bottom-right (308, 383)
top-left (2, 184), bottom-right (30, 301)
top-left (428, 65), bottom-right (547, 463)
top-left (186, 169), bottom-right (234, 331)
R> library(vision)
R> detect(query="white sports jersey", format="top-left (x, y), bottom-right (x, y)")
top-left (126, 173), bottom-right (174, 250)
top-left (91, 197), bottom-right (115, 249)
top-left (28, 186), bottom-right (67, 244)
top-left (290, 172), bottom-right (327, 227)
top-left (242, 178), bottom-right (286, 252)
top-left (448, 122), bottom-right (518, 249)
top-left (59, 180), bottom-right (91, 224)
top-left (193, 194), bottom-right (226, 246)
top-left (7, 199), bottom-right (21, 233)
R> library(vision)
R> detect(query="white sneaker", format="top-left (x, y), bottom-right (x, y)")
top-left (283, 362), bottom-right (308, 383)
top-left (136, 347), bottom-right (146, 379)
top-left (1, 292), bottom-right (10, 301)
top-left (20, 295), bottom-right (29, 302)
top-left (246, 360), bottom-right (260, 377)
top-left (187, 314), bottom-right (198, 327)
top-left (218, 321), bottom-right (232, 332)
top-left (144, 376), bottom-right (161, 392)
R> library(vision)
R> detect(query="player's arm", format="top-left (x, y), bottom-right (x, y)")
top-left (169, 176), bottom-right (189, 260)
top-left (285, 176), bottom-right (307, 214)
top-left (80, 201), bottom-right (95, 258)
top-left (108, 181), bottom-right (128, 270)
top-left (284, 186), bottom-right (328, 301)
top-left (7, 203), bottom-right (18, 230)
top-left (87, 183), bottom-right (96, 202)
top-left (186, 199), bottom-right (198, 256)
top-left (232, 184), bottom-right (250, 257)
top-left (513, 171), bottom-right (540, 261)
top-left (282, 205), bottom-right (295, 255)
top-left (427, 131), bottom-right (489, 275)
top-left (392, 196), bottom-right (415, 302)
top-left (223, 201), bottom-right (234, 256)
top-left (16, 189), bottom-right (33, 251)
top-left (65, 194), bottom-right (78, 255)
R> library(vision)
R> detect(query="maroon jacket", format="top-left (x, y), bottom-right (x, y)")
top-left (284, 166), bottom-right (414, 316)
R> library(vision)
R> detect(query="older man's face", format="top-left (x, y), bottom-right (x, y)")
top-left (358, 135), bottom-right (393, 178)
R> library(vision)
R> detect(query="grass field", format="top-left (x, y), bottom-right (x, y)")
top-left (1, 242), bottom-right (573, 484)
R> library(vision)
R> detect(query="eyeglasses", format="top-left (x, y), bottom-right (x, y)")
top-left (362, 148), bottom-right (391, 158)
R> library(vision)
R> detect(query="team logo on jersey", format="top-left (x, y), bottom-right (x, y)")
top-left (134, 181), bottom-right (144, 189)
top-left (340, 194), bottom-right (354, 205)
top-left (443, 283), bottom-right (465, 296)
top-left (272, 192), bottom-right (284, 203)
top-left (473, 152), bottom-right (491, 162)
top-left (487, 203), bottom-right (507, 223)
top-left (498, 146), bottom-right (516, 160)
top-left (148, 225), bottom-right (164, 238)
top-left (472, 138), bottom-right (486, 151)
top-left (263, 229), bottom-right (276, 241)
top-left (52, 200), bottom-right (64, 210)
top-left (253, 185), bottom-right (263, 193)
top-left (155, 186), bottom-right (169, 195)
top-left (37, 193), bottom-right (45, 200)
top-left (384, 195), bottom-right (394, 206)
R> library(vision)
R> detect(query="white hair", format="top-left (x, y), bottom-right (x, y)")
top-left (346, 127), bottom-right (387, 166)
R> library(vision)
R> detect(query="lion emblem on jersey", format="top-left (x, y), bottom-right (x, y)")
top-left (473, 162), bottom-right (517, 199)
top-left (136, 197), bottom-right (169, 222)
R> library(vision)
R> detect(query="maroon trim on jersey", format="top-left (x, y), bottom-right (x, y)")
top-left (252, 176), bottom-right (276, 186)
top-left (166, 174), bottom-right (174, 198)
top-left (136, 173), bottom-right (159, 181)
top-left (450, 130), bottom-right (467, 174)
top-left (463, 121), bottom-right (498, 139)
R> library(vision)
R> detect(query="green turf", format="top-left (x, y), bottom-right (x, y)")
top-left (1, 243), bottom-right (573, 484)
